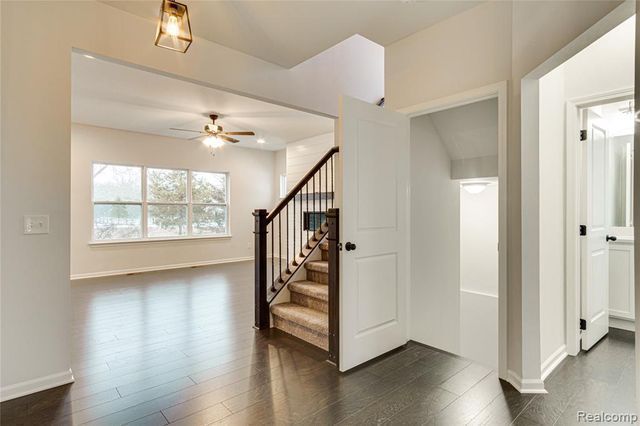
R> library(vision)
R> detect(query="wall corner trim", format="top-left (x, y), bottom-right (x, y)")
top-left (1, 369), bottom-right (74, 402)
top-left (507, 370), bottom-right (547, 394)
top-left (541, 344), bottom-right (568, 381)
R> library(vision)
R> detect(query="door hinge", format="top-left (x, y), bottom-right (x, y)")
top-left (580, 129), bottom-right (587, 141)
top-left (580, 225), bottom-right (586, 236)
top-left (580, 319), bottom-right (586, 330)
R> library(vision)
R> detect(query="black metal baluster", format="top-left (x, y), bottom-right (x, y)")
top-left (271, 221), bottom-right (274, 291)
top-left (293, 198), bottom-right (296, 265)
top-left (278, 214), bottom-right (283, 283)
top-left (319, 167), bottom-right (322, 219)
top-left (286, 204), bottom-right (290, 273)
top-left (325, 162), bottom-right (328, 216)
top-left (300, 190), bottom-right (303, 256)
top-left (306, 183), bottom-right (309, 247)
top-left (331, 154), bottom-right (334, 208)
top-left (312, 175), bottom-right (316, 237)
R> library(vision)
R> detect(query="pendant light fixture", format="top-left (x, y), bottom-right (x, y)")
top-left (155, 0), bottom-right (192, 53)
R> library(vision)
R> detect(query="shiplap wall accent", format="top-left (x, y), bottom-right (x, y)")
top-left (286, 133), bottom-right (334, 191)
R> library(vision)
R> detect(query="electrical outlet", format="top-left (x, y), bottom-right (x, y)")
top-left (24, 215), bottom-right (49, 235)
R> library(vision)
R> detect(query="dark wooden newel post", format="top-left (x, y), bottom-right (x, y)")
top-left (327, 208), bottom-right (340, 365)
top-left (253, 209), bottom-right (269, 329)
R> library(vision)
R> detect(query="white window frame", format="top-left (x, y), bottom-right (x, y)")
top-left (90, 162), bottom-right (231, 245)
top-left (279, 174), bottom-right (287, 199)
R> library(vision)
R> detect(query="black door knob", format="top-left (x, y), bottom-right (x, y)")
top-left (606, 235), bottom-right (618, 242)
top-left (345, 242), bottom-right (357, 251)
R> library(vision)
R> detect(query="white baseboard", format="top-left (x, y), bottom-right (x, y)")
top-left (541, 344), bottom-right (567, 381)
top-left (610, 317), bottom-right (635, 332)
top-left (70, 256), bottom-right (254, 280)
top-left (507, 369), bottom-right (547, 394)
top-left (1, 369), bottom-right (74, 402)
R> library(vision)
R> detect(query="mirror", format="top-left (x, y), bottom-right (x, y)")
top-left (608, 134), bottom-right (633, 227)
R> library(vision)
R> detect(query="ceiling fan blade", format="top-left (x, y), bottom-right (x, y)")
top-left (170, 128), bottom-right (206, 134)
top-left (218, 135), bottom-right (240, 143)
top-left (222, 131), bottom-right (255, 136)
top-left (188, 135), bottom-right (204, 141)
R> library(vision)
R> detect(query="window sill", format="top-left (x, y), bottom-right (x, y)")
top-left (89, 234), bottom-right (232, 246)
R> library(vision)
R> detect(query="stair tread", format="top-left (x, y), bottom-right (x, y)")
top-left (304, 260), bottom-right (328, 273)
top-left (289, 281), bottom-right (328, 301)
top-left (320, 241), bottom-right (329, 251)
top-left (271, 303), bottom-right (328, 334)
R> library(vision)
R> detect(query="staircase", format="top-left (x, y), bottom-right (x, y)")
top-left (271, 241), bottom-right (329, 350)
top-left (254, 147), bottom-right (339, 360)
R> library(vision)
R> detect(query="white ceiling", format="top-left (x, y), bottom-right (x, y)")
top-left (102, 0), bottom-right (482, 68)
top-left (71, 53), bottom-right (334, 151)
top-left (429, 98), bottom-right (498, 160)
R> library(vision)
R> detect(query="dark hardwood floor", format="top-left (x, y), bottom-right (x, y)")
top-left (1, 261), bottom-right (636, 425)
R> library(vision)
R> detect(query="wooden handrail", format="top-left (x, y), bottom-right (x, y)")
top-left (266, 146), bottom-right (339, 222)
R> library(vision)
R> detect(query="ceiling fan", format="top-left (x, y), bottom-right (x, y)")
top-left (170, 114), bottom-right (255, 144)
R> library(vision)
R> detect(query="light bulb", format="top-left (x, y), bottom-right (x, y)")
top-left (461, 182), bottom-right (489, 194)
top-left (203, 136), bottom-right (224, 149)
top-left (257, 138), bottom-right (266, 144)
top-left (166, 14), bottom-right (181, 37)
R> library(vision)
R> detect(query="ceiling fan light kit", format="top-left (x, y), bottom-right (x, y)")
top-left (170, 114), bottom-right (256, 153)
top-left (155, 0), bottom-right (192, 53)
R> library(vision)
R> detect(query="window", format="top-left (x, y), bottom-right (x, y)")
top-left (279, 174), bottom-right (287, 198)
top-left (92, 163), bottom-right (229, 242)
top-left (92, 164), bottom-right (143, 241)
top-left (147, 168), bottom-right (188, 237)
top-left (191, 172), bottom-right (228, 235)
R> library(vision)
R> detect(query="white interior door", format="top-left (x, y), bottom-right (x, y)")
top-left (581, 110), bottom-right (610, 350)
top-left (338, 96), bottom-right (409, 371)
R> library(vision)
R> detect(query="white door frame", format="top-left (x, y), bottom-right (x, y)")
top-left (398, 81), bottom-right (508, 380)
top-left (565, 88), bottom-right (634, 356)
top-left (520, 0), bottom-right (634, 393)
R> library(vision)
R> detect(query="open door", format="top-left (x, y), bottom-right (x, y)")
top-left (338, 96), bottom-right (409, 371)
top-left (581, 110), bottom-right (610, 350)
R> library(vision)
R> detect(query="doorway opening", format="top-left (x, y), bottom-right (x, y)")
top-left (399, 82), bottom-right (507, 379)
top-left (530, 9), bottom-right (636, 400)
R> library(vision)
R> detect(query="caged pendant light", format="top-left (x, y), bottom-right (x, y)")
top-left (155, 0), bottom-right (192, 53)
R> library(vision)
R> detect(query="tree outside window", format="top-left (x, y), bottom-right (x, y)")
top-left (92, 163), bottom-right (228, 241)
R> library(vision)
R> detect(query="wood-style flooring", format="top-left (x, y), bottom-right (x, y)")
top-left (1, 261), bottom-right (636, 425)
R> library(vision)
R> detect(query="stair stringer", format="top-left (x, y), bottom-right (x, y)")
top-left (269, 234), bottom-right (325, 327)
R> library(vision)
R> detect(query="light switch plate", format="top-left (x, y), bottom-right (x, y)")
top-left (24, 215), bottom-right (50, 235)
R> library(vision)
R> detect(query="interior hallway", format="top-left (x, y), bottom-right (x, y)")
top-left (0, 262), bottom-right (635, 425)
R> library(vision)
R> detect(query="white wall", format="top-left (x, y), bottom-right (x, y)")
top-left (409, 114), bottom-right (460, 354)
top-left (286, 133), bottom-right (335, 190)
top-left (386, 0), bottom-right (624, 388)
top-left (538, 66), bottom-right (567, 370)
top-left (460, 183), bottom-right (499, 296)
top-left (1, 0), bottom-right (382, 399)
top-left (290, 35), bottom-right (384, 114)
top-left (460, 183), bottom-right (499, 369)
top-left (70, 124), bottom-right (274, 278)
top-left (564, 16), bottom-right (635, 100)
